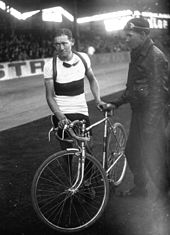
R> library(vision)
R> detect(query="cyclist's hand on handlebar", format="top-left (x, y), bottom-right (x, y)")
top-left (58, 118), bottom-right (71, 129)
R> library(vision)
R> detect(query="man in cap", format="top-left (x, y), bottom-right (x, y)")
top-left (110, 17), bottom-right (169, 200)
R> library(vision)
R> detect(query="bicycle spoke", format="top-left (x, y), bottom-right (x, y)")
top-left (32, 151), bottom-right (109, 232)
top-left (107, 123), bottom-right (127, 186)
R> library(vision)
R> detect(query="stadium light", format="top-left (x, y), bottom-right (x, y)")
top-left (8, 7), bottom-right (40, 20)
top-left (42, 6), bottom-right (74, 22)
top-left (22, 10), bottom-right (40, 20)
top-left (42, 7), bottom-right (62, 22)
top-left (77, 10), bottom-right (133, 24)
top-left (0, 0), bottom-right (5, 10)
top-left (2, 0), bottom-right (170, 30)
top-left (9, 7), bottom-right (22, 20)
top-left (60, 7), bottom-right (74, 22)
top-left (104, 16), bottom-right (132, 32)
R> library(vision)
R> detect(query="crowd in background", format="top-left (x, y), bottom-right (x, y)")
top-left (0, 30), bottom-right (130, 62)
top-left (0, 31), bottom-right (54, 62)
top-left (78, 32), bottom-right (128, 53)
top-left (0, 8), bottom-right (170, 62)
top-left (0, 28), bottom-right (170, 63)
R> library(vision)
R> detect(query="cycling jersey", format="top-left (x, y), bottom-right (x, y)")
top-left (44, 52), bottom-right (91, 116)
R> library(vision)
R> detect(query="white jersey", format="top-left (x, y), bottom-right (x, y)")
top-left (44, 52), bottom-right (91, 116)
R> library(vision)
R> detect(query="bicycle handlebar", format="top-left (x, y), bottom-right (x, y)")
top-left (53, 104), bottom-right (115, 143)
top-left (54, 120), bottom-right (90, 143)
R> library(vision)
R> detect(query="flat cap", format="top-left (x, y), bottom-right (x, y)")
top-left (124, 17), bottom-right (150, 34)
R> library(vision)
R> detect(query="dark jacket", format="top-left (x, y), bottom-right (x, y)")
top-left (115, 37), bottom-right (169, 126)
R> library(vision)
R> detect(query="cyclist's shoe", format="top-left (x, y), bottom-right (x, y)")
top-left (117, 187), bottom-right (147, 198)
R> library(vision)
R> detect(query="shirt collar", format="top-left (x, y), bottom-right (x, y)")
top-left (131, 37), bottom-right (154, 60)
top-left (58, 53), bottom-right (79, 65)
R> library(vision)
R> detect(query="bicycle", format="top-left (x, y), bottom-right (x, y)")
top-left (31, 104), bottom-right (127, 233)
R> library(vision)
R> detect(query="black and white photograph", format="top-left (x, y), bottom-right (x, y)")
top-left (0, 0), bottom-right (170, 234)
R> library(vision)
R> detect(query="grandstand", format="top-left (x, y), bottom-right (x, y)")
top-left (0, 0), bottom-right (170, 129)
top-left (0, 1), bottom-right (170, 63)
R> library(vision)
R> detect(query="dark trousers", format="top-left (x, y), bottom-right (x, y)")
top-left (125, 110), bottom-right (169, 195)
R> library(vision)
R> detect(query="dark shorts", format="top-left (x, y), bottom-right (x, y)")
top-left (51, 113), bottom-right (92, 135)
top-left (51, 113), bottom-right (93, 153)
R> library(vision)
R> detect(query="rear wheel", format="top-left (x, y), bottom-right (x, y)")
top-left (31, 149), bottom-right (109, 233)
top-left (106, 123), bottom-right (127, 186)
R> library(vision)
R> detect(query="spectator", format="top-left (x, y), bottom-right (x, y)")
top-left (0, 27), bottom-right (170, 62)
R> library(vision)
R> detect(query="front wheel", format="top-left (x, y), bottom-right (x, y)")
top-left (31, 149), bottom-right (109, 233)
top-left (106, 122), bottom-right (127, 186)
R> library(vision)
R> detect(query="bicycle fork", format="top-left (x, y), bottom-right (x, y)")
top-left (68, 123), bottom-right (87, 194)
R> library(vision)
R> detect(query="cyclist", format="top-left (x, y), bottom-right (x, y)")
top-left (43, 28), bottom-right (106, 195)
top-left (43, 28), bottom-right (105, 150)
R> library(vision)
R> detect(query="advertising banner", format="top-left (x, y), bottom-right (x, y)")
top-left (0, 53), bottom-right (129, 81)
top-left (0, 58), bottom-right (50, 81)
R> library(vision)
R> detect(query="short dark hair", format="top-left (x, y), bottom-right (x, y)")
top-left (54, 28), bottom-right (73, 40)
top-left (124, 17), bottom-right (150, 35)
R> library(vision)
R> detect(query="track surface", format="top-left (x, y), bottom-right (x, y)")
top-left (0, 64), bottom-right (170, 235)
top-left (0, 63), bottom-right (128, 131)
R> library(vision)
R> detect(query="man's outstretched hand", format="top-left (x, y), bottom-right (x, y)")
top-left (97, 103), bottom-right (116, 112)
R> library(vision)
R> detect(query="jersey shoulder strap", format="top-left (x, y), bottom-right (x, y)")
top-left (52, 52), bottom-right (57, 81)
top-left (52, 51), bottom-right (88, 82)
top-left (73, 51), bottom-right (88, 75)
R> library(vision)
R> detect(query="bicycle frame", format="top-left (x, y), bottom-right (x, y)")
top-left (86, 111), bottom-right (125, 176)
top-left (86, 111), bottom-right (109, 169)
top-left (53, 110), bottom-right (125, 192)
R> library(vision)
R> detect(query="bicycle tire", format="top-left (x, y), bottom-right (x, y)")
top-left (106, 122), bottom-right (127, 186)
top-left (31, 149), bottom-right (109, 233)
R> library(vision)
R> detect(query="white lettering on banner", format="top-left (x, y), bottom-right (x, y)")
top-left (0, 53), bottom-right (130, 81)
top-left (0, 58), bottom-right (48, 81)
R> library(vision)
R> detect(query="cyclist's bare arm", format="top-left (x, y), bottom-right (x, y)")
top-left (44, 78), bottom-right (67, 122)
top-left (86, 67), bottom-right (105, 107)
